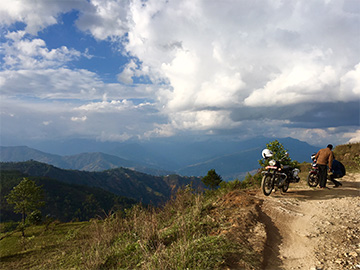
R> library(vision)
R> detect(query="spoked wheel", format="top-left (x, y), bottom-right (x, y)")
top-left (281, 181), bottom-right (289, 193)
top-left (307, 172), bottom-right (318, 187)
top-left (261, 175), bottom-right (273, 196)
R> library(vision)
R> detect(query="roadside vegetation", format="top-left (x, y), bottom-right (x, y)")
top-left (333, 142), bottom-right (360, 172)
top-left (0, 173), bottom-right (262, 269)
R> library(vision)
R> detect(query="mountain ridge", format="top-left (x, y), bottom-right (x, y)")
top-left (0, 137), bottom-right (321, 180)
top-left (0, 146), bottom-right (172, 176)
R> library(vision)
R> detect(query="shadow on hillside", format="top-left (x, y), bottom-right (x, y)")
top-left (256, 204), bottom-right (284, 270)
top-left (274, 180), bottom-right (360, 201)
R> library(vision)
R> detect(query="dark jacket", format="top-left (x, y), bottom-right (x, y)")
top-left (332, 160), bottom-right (346, 178)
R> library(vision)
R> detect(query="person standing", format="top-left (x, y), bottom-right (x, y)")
top-left (315, 144), bottom-right (334, 189)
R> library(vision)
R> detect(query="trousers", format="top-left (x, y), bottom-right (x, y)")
top-left (318, 164), bottom-right (328, 188)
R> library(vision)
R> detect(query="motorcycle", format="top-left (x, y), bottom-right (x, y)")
top-left (260, 149), bottom-right (300, 196)
top-left (307, 153), bottom-right (319, 187)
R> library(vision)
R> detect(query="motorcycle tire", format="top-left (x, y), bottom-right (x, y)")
top-left (307, 172), bottom-right (318, 187)
top-left (261, 175), bottom-right (273, 196)
top-left (282, 181), bottom-right (289, 193)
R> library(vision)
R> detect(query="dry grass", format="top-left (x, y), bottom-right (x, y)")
top-left (333, 142), bottom-right (360, 172)
top-left (79, 186), bottom-right (241, 269)
top-left (0, 173), bottom-right (268, 269)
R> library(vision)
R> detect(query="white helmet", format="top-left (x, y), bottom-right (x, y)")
top-left (262, 148), bottom-right (273, 159)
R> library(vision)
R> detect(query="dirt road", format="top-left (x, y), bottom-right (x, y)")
top-left (256, 173), bottom-right (360, 270)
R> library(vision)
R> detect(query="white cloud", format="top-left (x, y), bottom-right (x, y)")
top-left (42, 120), bottom-right (52, 125)
top-left (74, 99), bottom-right (133, 112)
top-left (71, 116), bottom-right (87, 122)
top-left (340, 63), bottom-right (360, 98)
top-left (76, 0), bottom-right (130, 40)
top-left (344, 129), bottom-right (360, 143)
top-left (0, 67), bottom-right (158, 101)
top-left (118, 0), bottom-right (360, 131)
top-left (2, 31), bottom-right (81, 69)
top-left (0, 68), bottom-right (102, 99)
top-left (0, 0), bottom-right (86, 35)
top-left (244, 63), bottom-right (341, 106)
top-left (117, 60), bottom-right (138, 84)
top-left (97, 131), bottom-right (133, 142)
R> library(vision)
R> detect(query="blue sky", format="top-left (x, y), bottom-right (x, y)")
top-left (0, 0), bottom-right (359, 148)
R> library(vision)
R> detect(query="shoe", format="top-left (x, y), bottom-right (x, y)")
top-left (333, 185), bottom-right (339, 188)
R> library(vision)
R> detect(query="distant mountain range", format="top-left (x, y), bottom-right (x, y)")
top-left (0, 146), bottom-right (172, 176)
top-left (0, 137), bottom-right (320, 180)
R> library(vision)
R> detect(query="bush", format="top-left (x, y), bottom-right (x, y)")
top-left (26, 210), bottom-right (42, 225)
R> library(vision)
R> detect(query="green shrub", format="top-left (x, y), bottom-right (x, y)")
top-left (26, 210), bottom-right (42, 225)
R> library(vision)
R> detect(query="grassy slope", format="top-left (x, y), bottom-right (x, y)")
top-left (0, 222), bottom-right (91, 269)
top-left (0, 179), bottom-right (262, 270)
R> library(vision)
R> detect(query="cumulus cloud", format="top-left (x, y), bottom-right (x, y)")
top-left (2, 31), bottom-right (81, 69)
top-left (0, 0), bottom-right (86, 34)
top-left (76, 0), bottom-right (130, 40)
top-left (116, 0), bottom-right (360, 133)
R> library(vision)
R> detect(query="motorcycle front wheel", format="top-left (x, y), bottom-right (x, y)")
top-left (307, 172), bottom-right (318, 187)
top-left (282, 181), bottom-right (289, 192)
top-left (261, 175), bottom-right (273, 196)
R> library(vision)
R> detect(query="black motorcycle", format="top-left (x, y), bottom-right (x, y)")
top-left (307, 153), bottom-right (319, 187)
top-left (261, 150), bottom-right (300, 196)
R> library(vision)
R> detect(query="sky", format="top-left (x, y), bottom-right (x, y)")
top-left (0, 0), bottom-right (359, 148)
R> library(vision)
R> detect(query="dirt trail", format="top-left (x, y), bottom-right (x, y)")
top-left (256, 173), bottom-right (360, 270)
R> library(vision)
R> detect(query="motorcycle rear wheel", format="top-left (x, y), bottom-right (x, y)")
top-left (307, 172), bottom-right (318, 187)
top-left (261, 175), bottom-right (273, 196)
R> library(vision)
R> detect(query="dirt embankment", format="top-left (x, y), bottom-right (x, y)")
top-left (215, 172), bottom-right (359, 269)
top-left (255, 173), bottom-right (360, 270)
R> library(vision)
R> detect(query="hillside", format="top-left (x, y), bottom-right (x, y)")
top-left (0, 161), bottom-right (203, 205)
top-left (0, 170), bottom-right (137, 222)
top-left (0, 143), bottom-right (358, 269)
top-left (333, 142), bottom-right (360, 172)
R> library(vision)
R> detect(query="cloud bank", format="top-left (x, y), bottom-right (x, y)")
top-left (0, 0), bottom-right (359, 146)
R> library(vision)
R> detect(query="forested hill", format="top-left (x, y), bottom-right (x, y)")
top-left (0, 161), bottom-right (203, 205)
top-left (1, 169), bottom-right (137, 223)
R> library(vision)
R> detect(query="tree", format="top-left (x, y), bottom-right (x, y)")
top-left (6, 178), bottom-right (45, 236)
top-left (202, 169), bottom-right (223, 189)
top-left (258, 140), bottom-right (298, 168)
